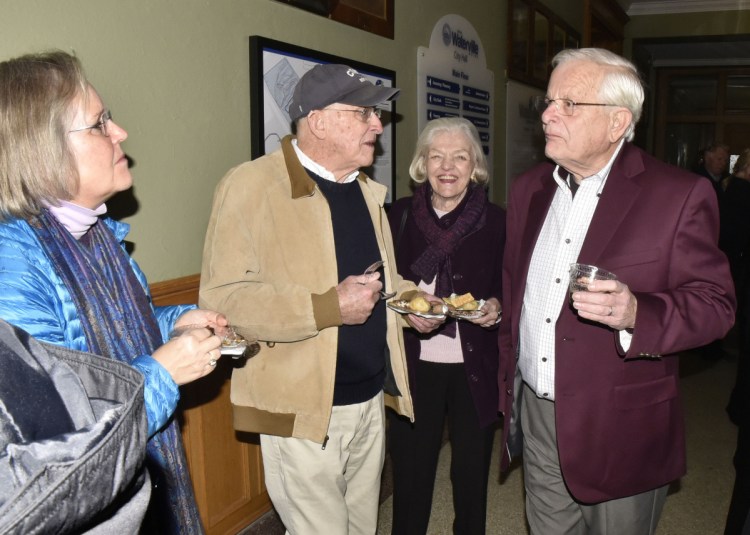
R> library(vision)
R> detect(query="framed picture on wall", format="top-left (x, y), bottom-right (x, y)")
top-left (532, 10), bottom-right (549, 81)
top-left (507, 0), bottom-right (580, 88)
top-left (330, 0), bottom-right (394, 39)
top-left (505, 80), bottom-right (546, 200)
top-left (275, 0), bottom-right (394, 39)
top-left (249, 36), bottom-right (398, 204)
top-left (275, 0), bottom-right (333, 16)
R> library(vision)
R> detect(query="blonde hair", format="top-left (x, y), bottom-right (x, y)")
top-left (408, 117), bottom-right (489, 185)
top-left (0, 50), bottom-right (89, 220)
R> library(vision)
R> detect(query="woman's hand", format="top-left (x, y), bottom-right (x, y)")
top-left (470, 297), bottom-right (501, 328)
top-left (405, 293), bottom-right (446, 333)
top-left (174, 309), bottom-right (229, 331)
top-left (152, 327), bottom-right (222, 385)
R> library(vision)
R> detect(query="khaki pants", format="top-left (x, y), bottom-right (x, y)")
top-left (261, 391), bottom-right (385, 535)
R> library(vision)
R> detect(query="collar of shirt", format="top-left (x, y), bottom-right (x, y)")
top-left (292, 139), bottom-right (359, 183)
top-left (45, 200), bottom-right (107, 240)
top-left (553, 139), bottom-right (625, 197)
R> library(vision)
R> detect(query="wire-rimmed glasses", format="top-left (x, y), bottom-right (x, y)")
top-left (323, 107), bottom-right (382, 122)
top-left (533, 96), bottom-right (621, 116)
top-left (69, 109), bottom-right (113, 137)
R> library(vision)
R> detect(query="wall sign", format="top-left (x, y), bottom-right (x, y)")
top-left (417, 15), bottom-right (495, 178)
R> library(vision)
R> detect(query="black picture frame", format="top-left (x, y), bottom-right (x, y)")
top-left (275, 0), bottom-right (333, 17)
top-left (275, 0), bottom-right (394, 39)
top-left (249, 36), bottom-right (397, 204)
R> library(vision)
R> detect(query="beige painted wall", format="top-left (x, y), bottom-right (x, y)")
top-left (6, 1), bottom-right (744, 283)
top-left (0, 0), bottom-right (507, 282)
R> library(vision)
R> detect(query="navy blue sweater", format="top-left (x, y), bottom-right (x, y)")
top-left (310, 173), bottom-right (386, 406)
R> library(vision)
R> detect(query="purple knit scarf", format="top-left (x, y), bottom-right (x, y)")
top-left (410, 182), bottom-right (487, 335)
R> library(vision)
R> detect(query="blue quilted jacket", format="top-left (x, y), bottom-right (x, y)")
top-left (0, 216), bottom-right (194, 436)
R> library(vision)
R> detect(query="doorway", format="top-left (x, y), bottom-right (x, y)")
top-left (654, 67), bottom-right (750, 171)
top-left (632, 35), bottom-right (750, 173)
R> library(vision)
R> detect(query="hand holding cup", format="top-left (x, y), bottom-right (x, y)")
top-left (568, 263), bottom-right (637, 330)
top-left (569, 263), bottom-right (617, 294)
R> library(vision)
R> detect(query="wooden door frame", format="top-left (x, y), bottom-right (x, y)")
top-left (583, 0), bottom-right (628, 52)
top-left (653, 65), bottom-right (750, 167)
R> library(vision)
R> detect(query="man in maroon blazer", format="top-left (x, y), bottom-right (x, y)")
top-left (498, 48), bottom-right (736, 534)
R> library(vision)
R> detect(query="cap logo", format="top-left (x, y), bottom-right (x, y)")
top-left (345, 68), bottom-right (367, 83)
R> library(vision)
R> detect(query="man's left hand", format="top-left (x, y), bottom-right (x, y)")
top-left (571, 279), bottom-right (637, 331)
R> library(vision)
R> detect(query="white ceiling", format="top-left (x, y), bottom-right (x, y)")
top-left (618, 0), bottom-right (750, 16)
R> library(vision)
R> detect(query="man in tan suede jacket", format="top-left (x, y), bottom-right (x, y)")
top-left (200, 64), bottom-right (441, 535)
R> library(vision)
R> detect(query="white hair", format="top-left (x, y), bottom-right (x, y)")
top-left (552, 48), bottom-right (644, 141)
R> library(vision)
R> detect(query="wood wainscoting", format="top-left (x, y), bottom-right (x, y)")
top-left (150, 274), bottom-right (272, 534)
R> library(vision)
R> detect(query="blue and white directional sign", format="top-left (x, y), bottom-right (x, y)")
top-left (417, 15), bottom-right (495, 173)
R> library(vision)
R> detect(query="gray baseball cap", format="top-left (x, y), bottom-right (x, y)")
top-left (288, 63), bottom-right (399, 122)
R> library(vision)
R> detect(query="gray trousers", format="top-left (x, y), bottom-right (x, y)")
top-left (521, 383), bottom-right (668, 535)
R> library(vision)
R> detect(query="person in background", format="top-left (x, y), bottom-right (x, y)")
top-left (386, 117), bottom-right (504, 535)
top-left (0, 51), bottom-right (228, 534)
top-left (722, 149), bottom-right (750, 535)
top-left (694, 141), bottom-right (731, 196)
top-left (720, 148), bottom-right (750, 312)
top-left (720, 148), bottom-right (750, 359)
top-left (693, 141), bottom-right (733, 360)
top-left (499, 48), bottom-right (735, 534)
top-left (200, 63), bottom-right (442, 535)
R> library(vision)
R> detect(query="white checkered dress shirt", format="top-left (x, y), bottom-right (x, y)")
top-left (518, 142), bottom-right (624, 400)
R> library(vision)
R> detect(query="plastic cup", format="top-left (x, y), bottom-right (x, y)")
top-left (569, 263), bottom-right (617, 294)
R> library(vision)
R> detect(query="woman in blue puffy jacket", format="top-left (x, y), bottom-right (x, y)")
top-left (0, 51), bottom-right (226, 534)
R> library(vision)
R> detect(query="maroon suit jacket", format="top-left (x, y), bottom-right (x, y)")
top-left (498, 142), bottom-right (736, 504)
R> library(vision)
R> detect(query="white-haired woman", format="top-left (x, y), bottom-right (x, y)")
top-left (387, 117), bottom-right (505, 535)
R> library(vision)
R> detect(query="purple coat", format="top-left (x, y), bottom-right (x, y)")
top-left (499, 142), bottom-right (735, 503)
top-left (388, 193), bottom-right (506, 428)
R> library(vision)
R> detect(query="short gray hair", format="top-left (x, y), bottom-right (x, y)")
top-left (408, 117), bottom-right (489, 185)
top-left (552, 48), bottom-right (644, 141)
top-left (0, 50), bottom-right (89, 221)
